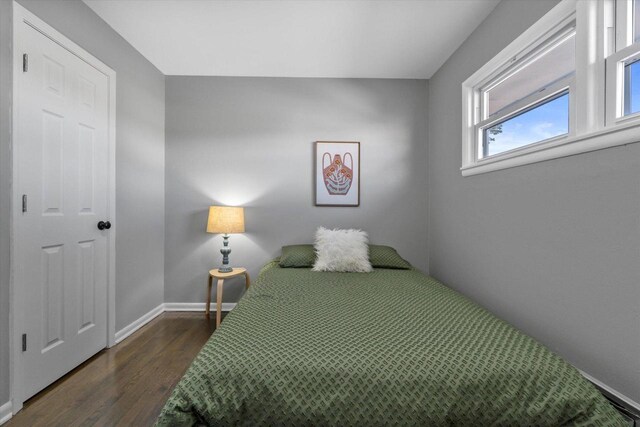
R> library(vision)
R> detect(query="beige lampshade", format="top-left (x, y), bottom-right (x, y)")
top-left (206, 206), bottom-right (245, 234)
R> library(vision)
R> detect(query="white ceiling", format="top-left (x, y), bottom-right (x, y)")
top-left (83, 0), bottom-right (500, 79)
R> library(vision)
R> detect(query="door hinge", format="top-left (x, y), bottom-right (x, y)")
top-left (22, 334), bottom-right (27, 352)
top-left (22, 194), bottom-right (27, 213)
top-left (22, 53), bottom-right (28, 72)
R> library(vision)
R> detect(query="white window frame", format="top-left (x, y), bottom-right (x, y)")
top-left (606, 0), bottom-right (640, 126)
top-left (478, 84), bottom-right (574, 160)
top-left (462, 0), bottom-right (640, 176)
top-left (473, 25), bottom-right (577, 161)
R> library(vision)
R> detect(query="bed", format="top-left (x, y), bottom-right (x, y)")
top-left (156, 258), bottom-right (624, 426)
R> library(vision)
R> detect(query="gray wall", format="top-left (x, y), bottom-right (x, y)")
top-left (165, 77), bottom-right (428, 303)
top-left (428, 0), bottom-right (640, 401)
top-left (11, 0), bottom-right (166, 331)
top-left (0, 0), bottom-right (13, 406)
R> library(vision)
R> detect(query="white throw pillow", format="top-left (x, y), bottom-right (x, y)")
top-left (312, 227), bottom-right (373, 273)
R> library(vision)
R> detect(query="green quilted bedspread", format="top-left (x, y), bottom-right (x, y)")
top-left (157, 261), bottom-right (624, 426)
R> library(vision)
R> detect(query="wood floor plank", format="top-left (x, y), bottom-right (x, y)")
top-left (7, 312), bottom-right (221, 427)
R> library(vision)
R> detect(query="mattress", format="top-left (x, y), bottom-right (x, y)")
top-left (156, 260), bottom-right (624, 426)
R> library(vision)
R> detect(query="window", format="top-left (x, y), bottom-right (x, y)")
top-left (483, 92), bottom-right (569, 158)
top-left (462, 0), bottom-right (640, 176)
top-left (476, 27), bottom-right (575, 159)
top-left (624, 59), bottom-right (640, 115)
top-left (607, 0), bottom-right (640, 123)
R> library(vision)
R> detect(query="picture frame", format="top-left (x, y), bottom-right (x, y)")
top-left (314, 141), bottom-right (360, 207)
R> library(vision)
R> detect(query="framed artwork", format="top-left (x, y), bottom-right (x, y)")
top-left (315, 141), bottom-right (360, 206)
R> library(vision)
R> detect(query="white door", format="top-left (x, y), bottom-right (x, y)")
top-left (16, 17), bottom-right (112, 400)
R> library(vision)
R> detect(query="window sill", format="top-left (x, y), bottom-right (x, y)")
top-left (461, 120), bottom-right (640, 176)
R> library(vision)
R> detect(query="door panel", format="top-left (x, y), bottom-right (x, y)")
top-left (41, 244), bottom-right (65, 352)
top-left (41, 110), bottom-right (64, 214)
top-left (17, 20), bottom-right (111, 400)
top-left (78, 124), bottom-right (95, 214)
top-left (78, 239), bottom-right (96, 333)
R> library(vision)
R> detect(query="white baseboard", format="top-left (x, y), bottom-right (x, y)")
top-left (164, 302), bottom-right (237, 312)
top-left (579, 369), bottom-right (640, 413)
top-left (0, 401), bottom-right (12, 425)
top-left (113, 302), bottom-right (238, 345)
top-left (114, 304), bottom-right (164, 344)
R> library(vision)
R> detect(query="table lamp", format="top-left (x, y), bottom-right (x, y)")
top-left (206, 206), bottom-right (245, 273)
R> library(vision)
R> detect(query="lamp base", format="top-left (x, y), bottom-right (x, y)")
top-left (218, 234), bottom-right (233, 273)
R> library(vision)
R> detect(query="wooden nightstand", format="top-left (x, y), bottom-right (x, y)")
top-left (207, 268), bottom-right (251, 327)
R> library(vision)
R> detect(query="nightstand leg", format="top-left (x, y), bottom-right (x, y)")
top-left (244, 272), bottom-right (251, 289)
top-left (216, 279), bottom-right (224, 328)
top-left (206, 275), bottom-right (213, 319)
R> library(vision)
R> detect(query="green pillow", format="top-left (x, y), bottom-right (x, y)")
top-left (279, 245), bottom-right (316, 268)
top-left (368, 245), bottom-right (412, 269)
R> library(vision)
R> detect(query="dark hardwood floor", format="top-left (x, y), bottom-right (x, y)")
top-left (7, 312), bottom-right (221, 427)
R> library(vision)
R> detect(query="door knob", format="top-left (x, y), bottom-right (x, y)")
top-left (97, 221), bottom-right (112, 230)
